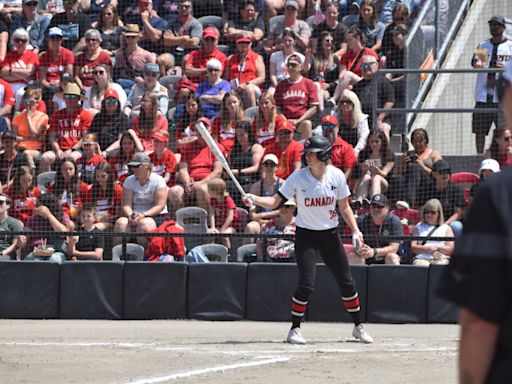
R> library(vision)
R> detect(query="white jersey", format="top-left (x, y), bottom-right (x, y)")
top-left (473, 38), bottom-right (512, 103)
top-left (279, 165), bottom-right (350, 231)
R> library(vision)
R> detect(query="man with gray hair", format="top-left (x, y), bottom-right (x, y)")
top-left (48, 0), bottom-right (91, 54)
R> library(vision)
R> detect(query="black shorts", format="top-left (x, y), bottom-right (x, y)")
top-left (472, 101), bottom-right (499, 135)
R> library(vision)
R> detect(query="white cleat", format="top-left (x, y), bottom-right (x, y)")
top-left (352, 324), bottom-right (374, 344)
top-left (287, 327), bottom-right (306, 345)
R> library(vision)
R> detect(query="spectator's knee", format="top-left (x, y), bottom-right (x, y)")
top-left (385, 253), bottom-right (401, 265)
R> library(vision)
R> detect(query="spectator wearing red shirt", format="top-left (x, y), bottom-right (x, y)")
top-left (41, 83), bottom-right (93, 172)
top-left (224, 36), bottom-right (266, 108)
top-left (328, 25), bottom-right (379, 106)
top-left (131, 92), bottom-right (168, 153)
top-left (261, 120), bottom-right (303, 179)
top-left (252, 91), bottom-right (287, 148)
top-left (148, 131), bottom-right (178, 186)
top-left (39, 27), bottom-right (75, 112)
top-left (211, 91), bottom-right (245, 154)
top-left (274, 54), bottom-right (319, 142)
top-left (207, 177), bottom-right (239, 250)
top-left (5, 166), bottom-right (42, 225)
top-left (0, 29), bottom-right (39, 111)
top-left (83, 161), bottom-right (122, 230)
top-left (76, 133), bottom-right (106, 185)
top-left (74, 29), bottom-right (112, 90)
top-left (178, 27), bottom-right (227, 102)
top-left (321, 115), bottom-right (356, 180)
top-left (0, 78), bottom-right (15, 132)
top-left (168, 117), bottom-right (225, 210)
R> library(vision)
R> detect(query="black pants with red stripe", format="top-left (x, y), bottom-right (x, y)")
top-left (291, 226), bottom-right (361, 328)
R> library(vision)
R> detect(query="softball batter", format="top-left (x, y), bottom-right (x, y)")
top-left (244, 135), bottom-right (374, 344)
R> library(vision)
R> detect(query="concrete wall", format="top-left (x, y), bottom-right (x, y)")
top-left (411, 0), bottom-right (512, 155)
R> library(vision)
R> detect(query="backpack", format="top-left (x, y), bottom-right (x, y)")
top-left (145, 220), bottom-right (185, 261)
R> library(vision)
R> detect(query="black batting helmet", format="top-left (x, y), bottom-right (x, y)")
top-left (302, 135), bottom-right (332, 161)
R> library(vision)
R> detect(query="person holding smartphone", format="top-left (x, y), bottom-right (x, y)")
top-left (392, 128), bottom-right (442, 208)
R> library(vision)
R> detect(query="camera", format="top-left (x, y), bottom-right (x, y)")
top-left (407, 151), bottom-right (418, 162)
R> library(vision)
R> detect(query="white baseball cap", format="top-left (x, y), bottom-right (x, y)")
top-left (479, 158), bottom-right (500, 174)
top-left (262, 154), bottom-right (279, 165)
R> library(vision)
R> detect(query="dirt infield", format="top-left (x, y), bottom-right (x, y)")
top-left (0, 320), bottom-right (458, 384)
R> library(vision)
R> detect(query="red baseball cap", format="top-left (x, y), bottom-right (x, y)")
top-left (104, 89), bottom-right (119, 100)
top-left (236, 36), bottom-right (251, 44)
top-left (202, 27), bottom-right (219, 39)
top-left (276, 120), bottom-right (295, 133)
top-left (321, 115), bottom-right (338, 126)
top-left (152, 132), bottom-right (169, 143)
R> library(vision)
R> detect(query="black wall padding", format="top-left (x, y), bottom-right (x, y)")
top-left (0, 261), bottom-right (60, 319)
top-left (60, 261), bottom-right (123, 319)
top-left (307, 265), bottom-right (367, 322)
top-left (188, 263), bottom-right (247, 320)
top-left (123, 262), bottom-right (187, 319)
top-left (367, 265), bottom-right (429, 323)
top-left (427, 265), bottom-right (459, 323)
top-left (246, 263), bottom-right (298, 321)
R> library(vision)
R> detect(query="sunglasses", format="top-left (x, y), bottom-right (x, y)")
top-left (278, 130), bottom-right (292, 136)
top-left (86, 38), bottom-right (99, 43)
top-left (0, 200), bottom-right (8, 205)
top-left (237, 41), bottom-right (250, 45)
top-left (49, 35), bottom-right (62, 40)
top-left (144, 72), bottom-right (158, 77)
top-left (125, 35), bottom-right (138, 39)
top-left (370, 204), bottom-right (384, 209)
top-left (424, 210), bottom-right (438, 215)
top-left (322, 124), bottom-right (336, 130)
top-left (207, 68), bottom-right (220, 72)
top-left (339, 100), bottom-right (353, 105)
top-left (104, 98), bottom-right (118, 104)
top-left (360, 62), bottom-right (377, 69)
top-left (93, 70), bottom-right (106, 75)
top-left (263, 162), bottom-right (276, 167)
top-left (287, 62), bottom-right (299, 68)
top-left (64, 94), bottom-right (80, 100)
top-left (179, 4), bottom-right (191, 8)
top-left (502, 136), bottom-right (512, 141)
top-left (14, 39), bottom-right (28, 44)
top-left (204, 37), bottom-right (216, 42)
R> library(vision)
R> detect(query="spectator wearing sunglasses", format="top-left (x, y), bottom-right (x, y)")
top-left (347, 193), bottom-right (402, 265)
top-left (0, 194), bottom-right (25, 261)
top-left (0, 29), bottom-right (39, 112)
top-left (48, 0), bottom-right (92, 54)
top-left (40, 83), bottom-right (93, 172)
top-left (410, 198), bottom-right (454, 266)
top-left (9, 0), bottom-right (50, 54)
top-left (82, 64), bottom-right (127, 116)
top-left (74, 29), bottom-right (113, 91)
top-left (39, 27), bottom-right (75, 113)
top-left (320, 115), bottom-right (356, 181)
top-left (123, 63), bottom-right (169, 119)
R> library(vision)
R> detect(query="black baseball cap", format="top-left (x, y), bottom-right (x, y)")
top-left (370, 194), bottom-right (388, 206)
top-left (2, 131), bottom-right (17, 141)
top-left (432, 159), bottom-right (451, 173)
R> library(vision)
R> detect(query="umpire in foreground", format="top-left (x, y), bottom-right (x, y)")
top-left (438, 61), bottom-right (512, 384)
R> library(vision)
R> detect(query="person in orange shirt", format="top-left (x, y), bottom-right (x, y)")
top-left (260, 120), bottom-right (303, 179)
top-left (12, 89), bottom-right (49, 169)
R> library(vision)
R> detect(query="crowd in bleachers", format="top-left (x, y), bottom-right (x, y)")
top-left (0, 0), bottom-right (509, 264)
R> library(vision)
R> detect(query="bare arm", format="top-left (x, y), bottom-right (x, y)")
top-left (121, 187), bottom-right (134, 218)
top-left (252, 193), bottom-right (283, 210)
top-left (458, 308), bottom-right (499, 384)
top-left (143, 186), bottom-right (168, 217)
top-left (220, 208), bottom-right (234, 232)
top-left (0, 32), bottom-right (7, 63)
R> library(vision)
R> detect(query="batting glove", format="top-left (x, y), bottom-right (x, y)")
top-left (352, 231), bottom-right (364, 251)
top-left (242, 193), bottom-right (257, 208)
